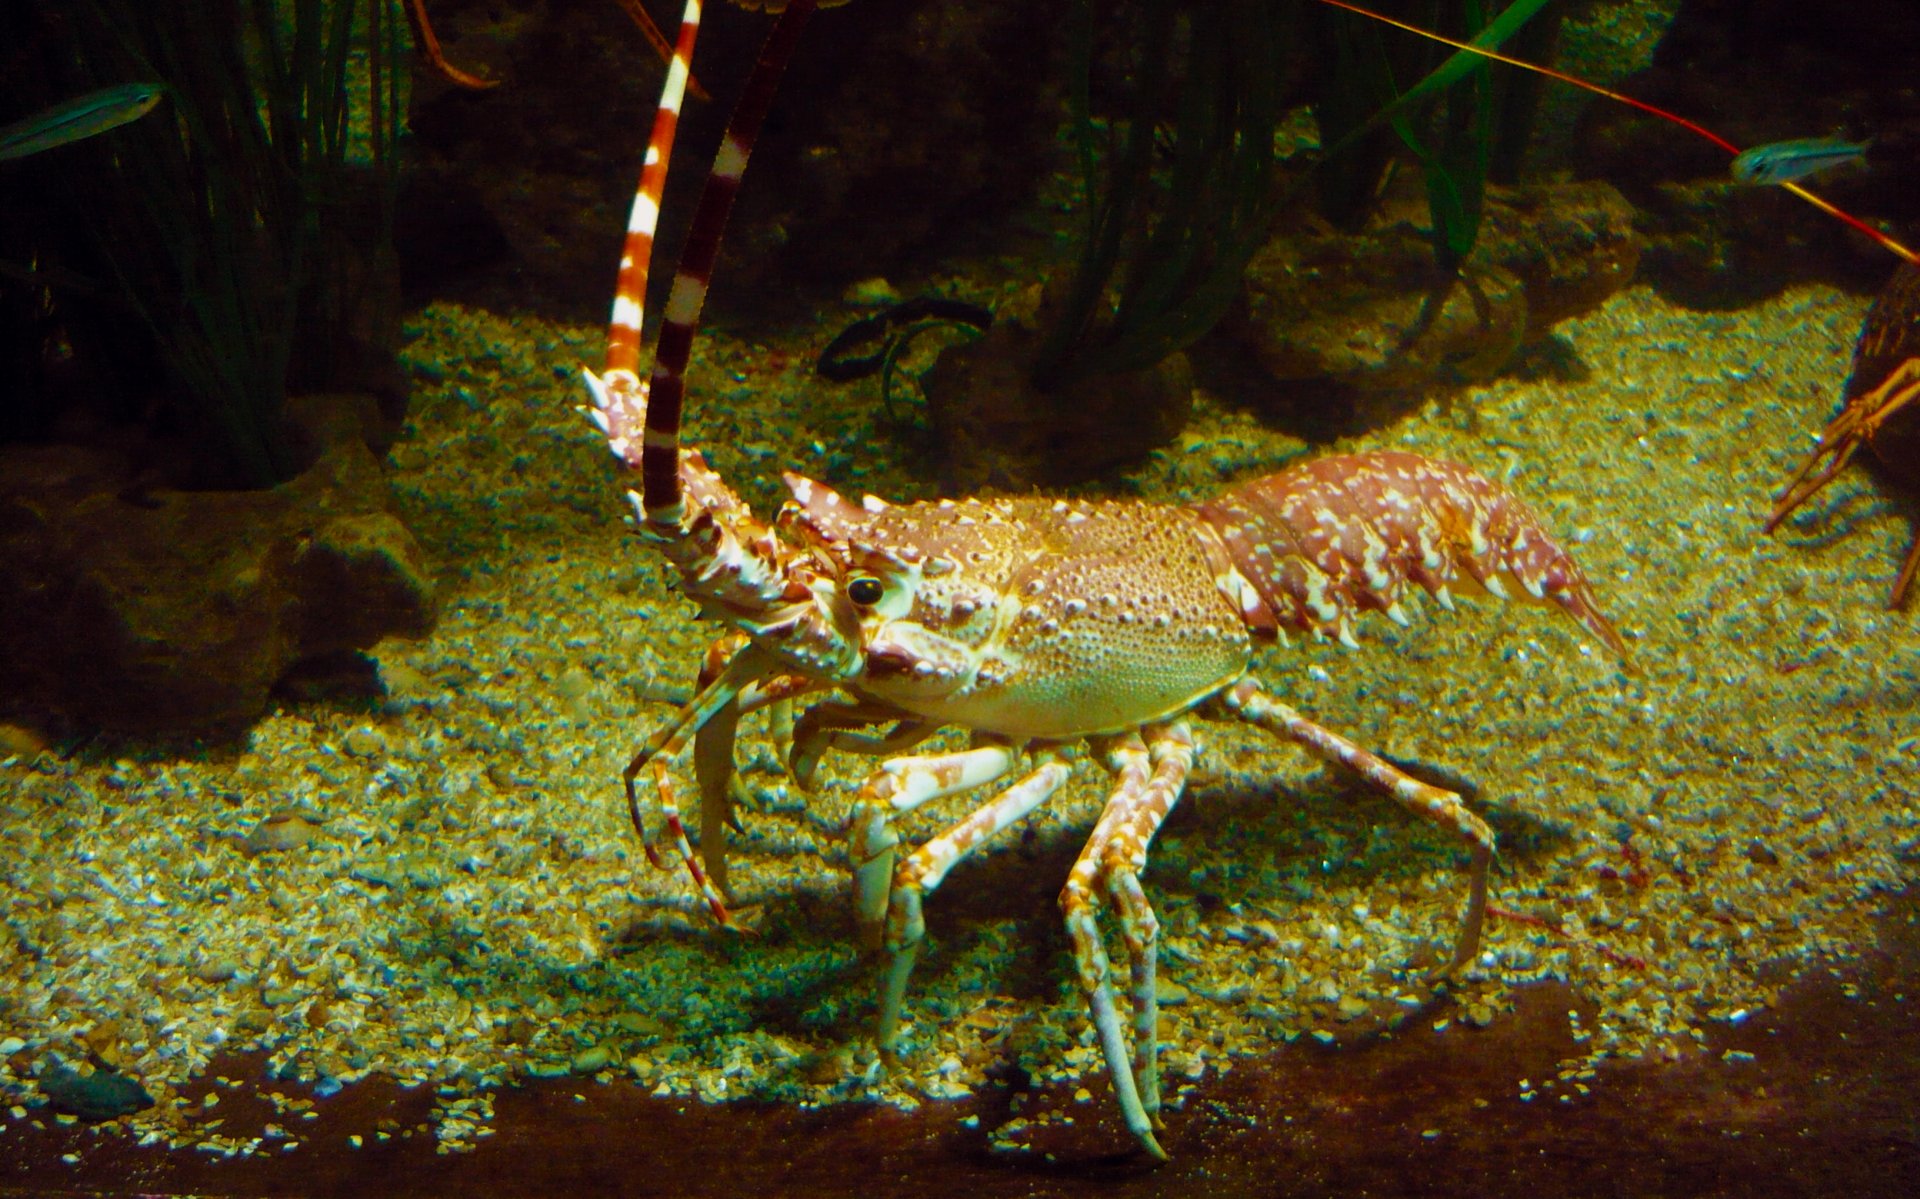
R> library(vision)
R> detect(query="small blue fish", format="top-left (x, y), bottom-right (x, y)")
top-left (1730, 136), bottom-right (1870, 187)
top-left (0, 83), bottom-right (165, 164)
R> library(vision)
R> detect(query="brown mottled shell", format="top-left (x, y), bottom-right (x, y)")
top-left (1196, 451), bottom-right (1625, 657)
top-left (1847, 262), bottom-right (1920, 489)
top-left (796, 489), bottom-right (1254, 739)
top-left (860, 495), bottom-right (1251, 741)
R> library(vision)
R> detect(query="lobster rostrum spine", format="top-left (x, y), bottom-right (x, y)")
top-left (582, 0), bottom-right (1623, 1160)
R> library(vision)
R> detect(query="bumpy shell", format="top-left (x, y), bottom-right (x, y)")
top-left (1196, 450), bottom-right (1626, 657)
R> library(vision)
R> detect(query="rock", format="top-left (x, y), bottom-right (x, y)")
top-left (922, 321), bottom-right (1194, 490)
top-left (241, 812), bottom-right (322, 856)
top-left (0, 395), bottom-right (436, 738)
top-left (571, 1045), bottom-right (611, 1075)
top-left (0, 723), bottom-right (50, 758)
top-left (192, 959), bottom-right (241, 984)
top-left (40, 1064), bottom-right (154, 1122)
top-left (342, 725), bottom-right (386, 758)
top-left (1227, 174), bottom-right (1639, 411)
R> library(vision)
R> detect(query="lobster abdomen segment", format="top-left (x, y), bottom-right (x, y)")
top-left (1195, 450), bottom-right (1626, 656)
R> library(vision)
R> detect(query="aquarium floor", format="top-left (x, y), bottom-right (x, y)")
top-left (4, 892), bottom-right (1917, 1197)
top-left (2, 281), bottom-right (1917, 1187)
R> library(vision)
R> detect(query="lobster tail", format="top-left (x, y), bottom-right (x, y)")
top-left (1195, 450), bottom-right (1626, 657)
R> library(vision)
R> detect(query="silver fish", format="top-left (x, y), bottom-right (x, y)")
top-left (0, 83), bottom-right (165, 163)
top-left (1730, 136), bottom-right (1869, 187)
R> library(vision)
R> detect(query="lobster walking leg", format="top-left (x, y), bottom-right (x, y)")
top-left (1212, 678), bottom-right (1494, 975)
top-left (625, 645), bottom-right (784, 925)
top-left (1061, 722), bottom-right (1196, 1161)
top-left (846, 745), bottom-right (1024, 953)
top-left (1767, 358), bottom-right (1920, 607)
top-left (866, 755), bottom-right (1073, 1055)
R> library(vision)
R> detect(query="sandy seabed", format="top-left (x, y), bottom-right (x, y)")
top-left (1, 279), bottom-right (1915, 1157)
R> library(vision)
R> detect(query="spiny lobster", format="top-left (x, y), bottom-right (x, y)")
top-left (580, 0), bottom-right (1624, 1159)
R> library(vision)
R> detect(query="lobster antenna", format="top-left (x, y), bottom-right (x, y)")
top-left (640, 0), bottom-right (819, 529)
top-left (1313, 0), bottom-right (1919, 266)
top-left (580, 0), bottom-right (704, 474)
top-left (606, 0), bottom-right (705, 387)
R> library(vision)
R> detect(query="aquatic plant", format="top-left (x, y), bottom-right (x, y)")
top-left (1031, 0), bottom-right (1562, 394)
top-left (0, 0), bottom-right (406, 487)
top-left (1311, 0), bottom-right (1563, 270)
top-left (1031, 0), bottom-right (1284, 392)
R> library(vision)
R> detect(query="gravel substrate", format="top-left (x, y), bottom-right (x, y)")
top-left (3, 279), bottom-right (1915, 1160)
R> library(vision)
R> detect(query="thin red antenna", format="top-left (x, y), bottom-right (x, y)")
top-left (1313, 0), bottom-right (1919, 266)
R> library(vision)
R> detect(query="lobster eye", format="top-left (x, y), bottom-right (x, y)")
top-left (847, 575), bottom-right (885, 606)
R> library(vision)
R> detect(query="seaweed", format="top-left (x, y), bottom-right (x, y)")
top-left (1311, 0), bottom-right (1564, 273)
top-left (1032, 0), bottom-right (1287, 393)
top-left (0, 0), bottom-right (405, 487)
top-left (1029, 0), bottom-right (1563, 398)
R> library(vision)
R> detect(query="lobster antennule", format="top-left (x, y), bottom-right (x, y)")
top-left (1197, 451), bottom-right (1627, 659)
top-left (640, 0), bottom-right (820, 530)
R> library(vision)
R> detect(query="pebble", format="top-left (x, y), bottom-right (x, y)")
top-left (192, 959), bottom-right (240, 984)
top-left (555, 668), bottom-right (592, 701)
top-left (40, 1065), bottom-right (153, 1122)
top-left (241, 812), bottom-right (320, 855)
top-left (343, 726), bottom-right (385, 758)
top-left (378, 660), bottom-right (429, 697)
top-left (556, 668), bottom-right (594, 721)
top-left (0, 723), bottom-right (51, 758)
top-left (842, 277), bottom-right (901, 307)
top-left (570, 1046), bottom-right (610, 1074)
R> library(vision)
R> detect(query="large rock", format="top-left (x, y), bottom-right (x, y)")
top-left (922, 320), bottom-right (1194, 491)
top-left (1227, 176), bottom-right (1640, 402)
top-left (0, 397), bottom-right (435, 738)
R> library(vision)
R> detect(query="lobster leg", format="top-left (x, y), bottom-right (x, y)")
top-left (1766, 358), bottom-right (1920, 609)
top-left (625, 644), bottom-right (782, 925)
top-left (674, 633), bottom-right (828, 902)
top-left (1062, 722), bottom-right (1196, 1161)
top-left (790, 698), bottom-right (940, 790)
top-left (1895, 527), bottom-right (1920, 609)
top-left (1212, 678), bottom-right (1493, 976)
top-left (847, 748), bottom-right (1073, 1050)
top-left (690, 687), bottom-right (747, 902)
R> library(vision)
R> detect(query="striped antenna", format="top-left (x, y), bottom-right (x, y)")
top-left (582, 0), bottom-right (704, 471)
top-left (640, 0), bottom-right (820, 528)
top-left (607, 0), bottom-right (704, 386)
